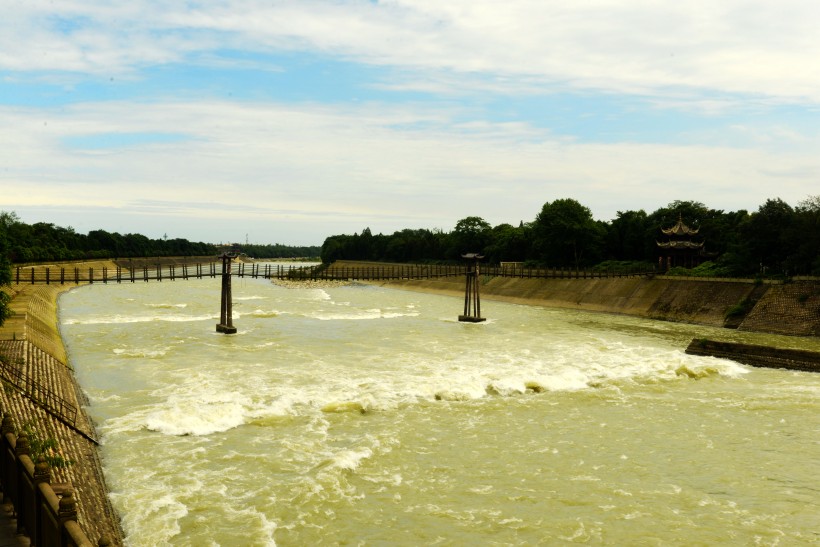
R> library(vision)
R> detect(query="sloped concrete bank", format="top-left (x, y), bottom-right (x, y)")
top-left (0, 264), bottom-right (124, 544)
top-left (374, 275), bottom-right (820, 337)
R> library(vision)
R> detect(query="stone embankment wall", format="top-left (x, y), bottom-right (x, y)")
top-left (373, 273), bottom-right (820, 337)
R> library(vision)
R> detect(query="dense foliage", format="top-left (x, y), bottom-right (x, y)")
top-left (0, 214), bottom-right (12, 326)
top-left (0, 212), bottom-right (217, 262)
top-left (239, 243), bottom-right (321, 260)
top-left (321, 196), bottom-right (820, 277)
top-left (0, 211), bottom-right (321, 264)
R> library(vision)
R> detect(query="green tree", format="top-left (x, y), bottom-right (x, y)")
top-left (0, 212), bottom-right (16, 326)
top-left (787, 195), bottom-right (820, 275)
top-left (484, 222), bottom-right (531, 263)
top-left (320, 235), bottom-right (352, 264)
top-left (532, 199), bottom-right (604, 268)
top-left (740, 198), bottom-right (794, 275)
top-left (606, 210), bottom-right (648, 261)
top-left (450, 216), bottom-right (492, 257)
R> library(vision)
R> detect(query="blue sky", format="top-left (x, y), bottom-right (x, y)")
top-left (2, 1), bottom-right (819, 245)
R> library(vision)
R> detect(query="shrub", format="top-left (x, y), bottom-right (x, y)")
top-left (21, 422), bottom-right (74, 469)
top-left (725, 298), bottom-right (753, 320)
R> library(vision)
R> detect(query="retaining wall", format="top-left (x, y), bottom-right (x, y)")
top-left (376, 275), bottom-right (820, 337)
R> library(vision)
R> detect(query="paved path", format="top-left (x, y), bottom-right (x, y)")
top-left (0, 504), bottom-right (28, 547)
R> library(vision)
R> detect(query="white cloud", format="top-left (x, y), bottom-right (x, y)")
top-left (2, 99), bottom-right (818, 242)
top-left (3, 2), bottom-right (820, 242)
top-left (4, 1), bottom-right (820, 102)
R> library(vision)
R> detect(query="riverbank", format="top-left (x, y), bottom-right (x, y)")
top-left (0, 262), bottom-right (123, 544)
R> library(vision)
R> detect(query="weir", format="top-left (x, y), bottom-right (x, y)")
top-left (685, 339), bottom-right (820, 372)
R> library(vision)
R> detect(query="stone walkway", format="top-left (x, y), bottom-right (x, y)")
top-left (0, 504), bottom-right (28, 547)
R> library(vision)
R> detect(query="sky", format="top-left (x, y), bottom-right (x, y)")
top-left (2, 1), bottom-right (820, 246)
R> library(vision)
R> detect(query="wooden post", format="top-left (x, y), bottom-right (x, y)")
top-left (458, 253), bottom-right (486, 323)
top-left (216, 252), bottom-right (238, 334)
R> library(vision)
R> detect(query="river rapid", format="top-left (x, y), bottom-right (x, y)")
top-left (58, 268), bottom-right (819, 546)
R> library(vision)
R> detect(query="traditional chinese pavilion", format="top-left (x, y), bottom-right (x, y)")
top-left (657, 215), bottom-right (704, 270)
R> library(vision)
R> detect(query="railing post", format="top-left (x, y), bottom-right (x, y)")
top-left (15, 432), bottom-right (29, 456)
top-left (0, 413), bottom-right (14, 505)
top-left (14, 432), bottom-right (30, 534)
top-left (58, 488), bottom-right (78, 524)
top-left (1, 412), bottom-right (14, 436)
top-left (33, 455), bottom-right (50, 547)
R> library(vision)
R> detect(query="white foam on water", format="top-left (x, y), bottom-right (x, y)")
top-left (325, 446), bottom-right (374, 472)
top-left (307, 309), bottom-right (420, 321)
top-left (86, 391), bottom-right (121, 404)
top-left (113, 492), bottom-right (188, 547)
top-left (194, 498), bottom-right (278, 547)
top-left (249, 309), bottom-right (279, 318)
top-left (303, 289), bottom-right (331, 301)
top-left (146, 303), bottom-right (188, 309)
top-left (143, 390), bottom-right (254, 436)
top-left (63, 313), bottom-right (216, 325)
top-left (113, 346), bottom-right (170, 358)
top-left (98, 332), bottom-right (753, 443)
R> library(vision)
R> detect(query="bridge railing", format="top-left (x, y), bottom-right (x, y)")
top-left (13, 263), bottom-right (321, 284)
top-left (315, 264), bottom-right (654, 280)
top-left (12, 262), bottom-right (655, 285)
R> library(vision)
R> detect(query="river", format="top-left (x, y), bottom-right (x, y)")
top-left (57, 268), bottom-right (819, 546)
